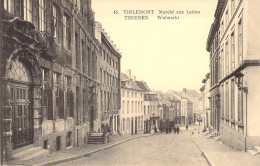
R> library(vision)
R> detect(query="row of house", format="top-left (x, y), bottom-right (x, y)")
top-left (0, 0), bottom-right (122, 161)
top-left (202, 0), bottom-right (260, 151)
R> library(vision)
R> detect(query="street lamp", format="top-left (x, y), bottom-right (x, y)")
top-left (234, 71), bottom-right (248, 93)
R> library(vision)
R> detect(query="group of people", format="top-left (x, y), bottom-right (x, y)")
top-left (159, 126), bottom-right (180, 134)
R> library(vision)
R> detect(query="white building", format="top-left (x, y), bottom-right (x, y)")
top-left (120, 70), bottom-right (144, 135)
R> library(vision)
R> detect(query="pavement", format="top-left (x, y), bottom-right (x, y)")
top-left (5, 125), bottom-right (260, 166)
top-left (191, 125), bottom-right (260, 166)
top-left (5, 132), bottom-right (153, 166)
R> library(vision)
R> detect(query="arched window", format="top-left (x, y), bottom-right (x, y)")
top-left (8, 59), bottom-right (32, 83)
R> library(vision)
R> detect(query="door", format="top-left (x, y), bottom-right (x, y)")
top-left (10, 85), bottom-right (33, 149)
top-left (8, 59), bottom-right (34, 149)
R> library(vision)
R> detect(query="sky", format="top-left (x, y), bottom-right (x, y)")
top-left (92, 0), bottom-right (218, 92)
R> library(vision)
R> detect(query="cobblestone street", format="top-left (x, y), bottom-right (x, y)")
top-left (58, 128), bottom-right (208, 166)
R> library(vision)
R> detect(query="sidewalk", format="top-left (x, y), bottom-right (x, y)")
top-left (192, 128), bottom-right (260, 166)
top-left (5, 133), bottom-right (153, 166)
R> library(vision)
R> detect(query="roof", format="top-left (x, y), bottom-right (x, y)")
top-left (135, 81), bottom-right (151, 92)
top-left (120, 73), bottom-right (129, 81)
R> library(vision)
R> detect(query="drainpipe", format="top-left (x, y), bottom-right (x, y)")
top-left (245, 92), bottom-right (248, 152)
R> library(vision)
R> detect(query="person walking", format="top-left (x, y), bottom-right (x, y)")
top-left (186, 125), bottom-right (188, 131)
top-left (174, 127), bottom-right (177, 134)
top-left (177, 126), bottom-right (180, 134)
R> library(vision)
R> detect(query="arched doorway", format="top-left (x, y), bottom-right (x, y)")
top-left (7, 59), bottom-right (33, 149)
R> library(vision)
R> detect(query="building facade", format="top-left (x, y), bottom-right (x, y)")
top-left (136, 81), bottom-right (159, 133)
top-left (200, 73), bottom-right (211, 129)
top-left (95, 22), bottom-right (121, 135)
top-left (207, 0), bottom-right (260, 151)
top-left (120, 71), bottom-right (144, 135)
top-left (1, 0), bottom-right (100, 161)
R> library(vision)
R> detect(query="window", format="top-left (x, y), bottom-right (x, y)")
top-left (122, 90), bottom-right (125, 97)
top-left (42, 68), bottom-right (49, 118)
top-left (238, 18), bottom-right (243, 65)
top-left (127, 101), bottom-right (129, 113)
top-left (53, 72), bottom-right (62, 118)
top-left (131, 101), bottom-right (133, 113)
top-left (132, 92), bottom-right (134, 98)
top-left (231, 31), bottom-right (235, 70)
top-left (23, 0), bottom-right (32, 22)
top-left (82, 40), bottom-right (86, 73)
top-left (39, 0), bottom-right (46, 31)
top-left (122, 101), bottom-right (125, 114)
top-left (4, 0), bottom-right (14, 14)
top-left (225, 40), bottom-right (229, 75)
top-left (225, 10), bottom-right (229, 29)
top-left (231, 79), bottom-right (235, 120)
top-left (83, 89), bottom-right (86, 123)
top-left (225, 82), bottom-right (229, 118)
top-left (127, 91), bottom-right (129, 97)
top-left (53, 4), bottom-right (61, 43)
top-left (238, 84), bottom-right (243, 122)
top-left (135, 101), bottom-right (137, 113)
top-left (231, 0), bottom-right (235, 15)
top-left (144, 106), bottom-right (146, 114)
top-left (135, 92), bottom-right (137, 98)
top-left (63, 14), bottom-right (71, 50)
top-left (75, 32), bottom-right (80, 69)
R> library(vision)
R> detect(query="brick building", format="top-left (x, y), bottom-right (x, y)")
top-left (1, 0), bottom-right (100, 161)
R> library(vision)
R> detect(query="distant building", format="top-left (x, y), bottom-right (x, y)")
top-left (135, 81), bottom-right (159, 133)
top-left (206, 0), bottom-right (260, 151)
top-left (120, 71), bottom-right (144, 135)
top-left (200, 73), bottom-right (211, 129)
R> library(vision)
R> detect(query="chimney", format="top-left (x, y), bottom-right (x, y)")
top-left (125, 69), bottom-right (131, 79)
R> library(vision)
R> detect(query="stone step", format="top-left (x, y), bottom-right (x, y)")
top-left (254, 146), bottom-right (260, 152)
top-left (248, 150), bottom-right (260, 156)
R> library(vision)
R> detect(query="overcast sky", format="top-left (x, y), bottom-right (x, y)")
top-left (92, 0), bottom-right (218, 92)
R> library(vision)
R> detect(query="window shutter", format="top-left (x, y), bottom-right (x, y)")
top-left (59, 89), bottom-right (64, 119)
top-left (47, 88), bottom-right (53, 120)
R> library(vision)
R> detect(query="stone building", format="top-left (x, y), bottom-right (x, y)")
top-left (1, 0), bottom-right (100, 161)
top-left (95, 22), bottom-right (121, 135)
top-left (120, 70), bottom-right (144, 135)
top-left (206, 0), bottom-right (260, 151)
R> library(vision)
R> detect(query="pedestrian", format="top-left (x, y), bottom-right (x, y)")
top-left (166, 127), bottom-right (168, 134)
top-left (186, 125), bottom-right (188, 131)
top-left (177, 126), bottom-right (180, 134)
top-left (174, 127), bottom-right (177, 134)
top-left (169, 127), bottom-right (172, 133)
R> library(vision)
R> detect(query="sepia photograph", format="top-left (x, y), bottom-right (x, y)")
top-left (0, 0), bottom-right (260, 165)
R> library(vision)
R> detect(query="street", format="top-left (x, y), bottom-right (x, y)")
top-left (58, 128), bottom-right (208, 166)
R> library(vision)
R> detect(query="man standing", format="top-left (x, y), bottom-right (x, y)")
top-left (177, 126), bottom-right (180, 134)
top-left (186, 125), bottom-right (188, 131)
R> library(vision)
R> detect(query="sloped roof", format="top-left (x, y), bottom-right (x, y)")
top-left (135, 81), bottom-right (151, 92)
top-left (120, 73), bottom-right (129, 81)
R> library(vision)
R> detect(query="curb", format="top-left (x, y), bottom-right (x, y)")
top-left (192, 135), bottom-right (213, 166)
top-left (35, 134), bottom-right (154, 166)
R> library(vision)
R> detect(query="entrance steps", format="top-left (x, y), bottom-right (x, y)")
top-left (87, 132), bottom-right (106, 144)
top-left (248, 146), bottom-right (260, 156)
top-left (12, 144), bottom-right (49, 161)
